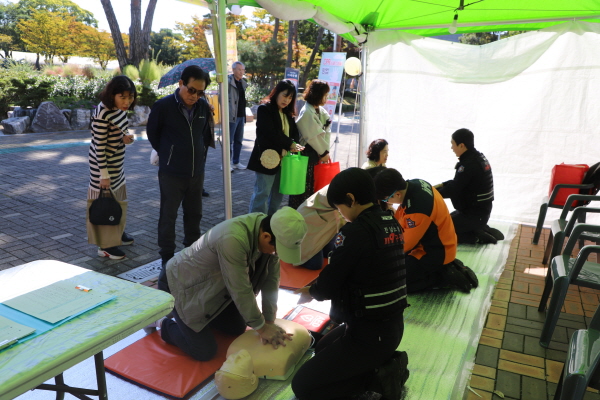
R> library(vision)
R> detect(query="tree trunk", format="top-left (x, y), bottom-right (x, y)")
top-left (129, 0), bottom-right (142, 67)
top-left (100, 0), bottom-right (128, 70)
top-left (35, 53), bottom-right (40, 70)
top-left (272, 18), bottom-right (279, 42)
top-left (299, 27), bottom-right (324, 89)
top-left (141, 0), bottom-right (158, 60)
top-left (286, 21), bottom-right (295, 68)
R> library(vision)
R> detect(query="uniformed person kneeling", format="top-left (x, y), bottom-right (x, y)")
top-left (292, 168), bottom-right (409, 400)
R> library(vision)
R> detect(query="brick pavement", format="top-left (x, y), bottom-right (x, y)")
top-left (0, 116), bottom-right (359, 275)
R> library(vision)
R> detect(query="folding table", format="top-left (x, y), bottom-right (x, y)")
top-left (0, 260), bottom-right (174, 400)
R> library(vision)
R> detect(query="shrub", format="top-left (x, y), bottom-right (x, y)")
top-left (49, 96), bottom-right (96, 110)
top-left (245, 83), bottom-right (269, 105)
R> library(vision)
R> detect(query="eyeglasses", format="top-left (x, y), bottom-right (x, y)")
top-left (184, 85), bottom-right (205, 97)
top-left (382, 191), bottom-right (397, 203)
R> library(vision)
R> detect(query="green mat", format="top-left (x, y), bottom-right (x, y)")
top-left (189, 221), bottom-right (517, 400)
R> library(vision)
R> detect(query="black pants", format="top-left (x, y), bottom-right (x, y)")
top-left (292, 318), bottom-right (404, 400)
top-left (161, 302), bottom-right (246, 361)
top-left (405, 254), bottom-right (448, 293)
top-left (451, 210), bottom-right (490, 244)
top-left (157, 171), bottom-right (204, 263)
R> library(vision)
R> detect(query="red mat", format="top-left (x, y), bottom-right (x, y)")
top-left (279, 259), bottom-right (325, 289)
top-left (105, 330), bottom-right (238, 398)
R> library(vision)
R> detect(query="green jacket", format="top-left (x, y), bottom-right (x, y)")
top-left (166, 213), bottom-right (279, 332)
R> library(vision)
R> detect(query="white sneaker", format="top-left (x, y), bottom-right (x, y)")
top-left (233, 163), bottom-right (246, 169)
top-left (220, 165), bottom-right (234, 172)
top-left (143, 316), bottom-right (169, 335)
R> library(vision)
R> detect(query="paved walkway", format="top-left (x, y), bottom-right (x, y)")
top-left (0, 116), bottom-right (360, 275)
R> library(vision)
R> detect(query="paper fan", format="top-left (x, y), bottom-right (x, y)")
top-left (260, 149), bottom-right (281, 169)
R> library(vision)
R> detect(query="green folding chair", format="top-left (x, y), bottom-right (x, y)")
top-left (541, 194), bottom-right (600, 265)
top-left (539, 224), bottom-right (600, 348)
top-left (553, 304), bottom-right (600, 399)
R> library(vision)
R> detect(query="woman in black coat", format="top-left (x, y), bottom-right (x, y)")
top-left (247, 79), bottom-right (304, 215)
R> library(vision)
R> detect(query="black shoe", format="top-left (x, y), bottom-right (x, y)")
top-left (484, 225), bottom-right (504, 241)
top-left (453, 259), bottom-right (478, 289)
top-left (98, 246), bottom-right (126, 260)
top-left (475, 229), bottom-right (497, 245)
top-left (439, 263), bottom-right (472, 293)
top-left (121, 232), bottom-right (134, 246)
top-left (375, 351), bottom-right (409, 400)
top-left (202, 189), bottom-right (209, 197)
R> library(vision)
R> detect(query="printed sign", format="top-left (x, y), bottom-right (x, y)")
top-left (318, 52), bottom-right (347, 118)
top-left (285, 67), bottom-right (300, 89)
top-left (226, 29), bottom-right (238, 73)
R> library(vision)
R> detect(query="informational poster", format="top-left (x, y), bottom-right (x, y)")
top-left (317, 52), bottom-right (347, 118)
top-left (285, 67), bottom-right (300, 89)
top-left (226, 29), bottom-right (238, 73)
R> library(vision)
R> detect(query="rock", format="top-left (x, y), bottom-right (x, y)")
top-left (30, 102), bottom-right (71, 133)
top-left (13, 107), bottom-right (37, 121)
top-left (70, 108), bottom-right (91, 130)
top-left (1, 116), bottom-right (30, 134)
top-left (61, 109), bottom-right (72, 121)
top-left (128, 105), bottom-right (151, 127)
top-left (7, 111), bottom-right (13, 118)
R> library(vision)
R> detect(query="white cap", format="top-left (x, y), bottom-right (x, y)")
top-left (215, 349), bottom-right (258, 399)
top-left (271, 207), bottom-right (307, 265)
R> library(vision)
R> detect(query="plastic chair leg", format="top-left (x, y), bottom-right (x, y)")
top-left (538, 267), bottom-right (553, 312)
top-left (553, 365), bottom-right (565, 400)
top-left (533, 203), bottom-right (548, 245)
top-left (543, 233), bottom-right (554, 265)
top-left (540, 277), bottom-right (569, 348)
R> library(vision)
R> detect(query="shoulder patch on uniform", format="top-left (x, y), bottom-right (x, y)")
top-left (406, 218), bottom-right (416, 228)
top-left (334, 232), bottom-right (345, 248)
top-left (458, 166), bottom-right (465, 173)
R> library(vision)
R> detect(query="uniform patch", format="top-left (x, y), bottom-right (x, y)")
top-left (406, 218), bottom-right (416, 228)
top-left (458, 166), bottom-right (465, 173)
top-left (334, 232), bottom-right (345, 248)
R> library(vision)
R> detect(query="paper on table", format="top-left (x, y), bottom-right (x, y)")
top-left (2, 280), bottom-right (114, 324)
top-left (0, 315), bottom-right (35, 343)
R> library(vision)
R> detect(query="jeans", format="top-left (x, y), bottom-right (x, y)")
top-left (301, 237), bottom-right (336, 270)
top-left (158, 171), bottom-right (204, 263)
top-left (161, 302), bottom-right (246, 361)
top-left (249, 170), bottom-right (283, 216)
top-left (229, 117), bottom-right (245, 164)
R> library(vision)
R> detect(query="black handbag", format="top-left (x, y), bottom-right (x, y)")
top-left (89, 189), bottom-right (122, 225)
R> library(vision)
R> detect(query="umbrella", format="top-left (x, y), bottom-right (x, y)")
top-left (158, 58), bottom-right (216, 88)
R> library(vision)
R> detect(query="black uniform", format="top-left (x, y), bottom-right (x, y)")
top-left (292, 205), bottom-right (407, 400)
top-left (437, 148), bottom-right (494, 244)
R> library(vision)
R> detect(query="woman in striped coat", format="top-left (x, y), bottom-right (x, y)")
top-left (87, 76), bottom-right (137, 260)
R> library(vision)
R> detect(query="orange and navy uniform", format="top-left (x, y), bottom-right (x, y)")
top-left (394, 179), bottom-right (457, 266)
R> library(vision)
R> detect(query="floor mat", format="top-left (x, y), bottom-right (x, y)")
top-left (279, 260), bottom-right (324, 290)
top-left (104, 330), bottom-right (238, 399)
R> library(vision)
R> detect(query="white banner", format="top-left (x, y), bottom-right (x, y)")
top-left (317, 52), bottom-right (346, 118)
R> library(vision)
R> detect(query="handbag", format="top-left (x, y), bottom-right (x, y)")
top-left (314, 160), bottom-right (341, 192)
top-left (89, 189), bottom-right (123, 225)
top-left (280, 152), bottom-right (309, 195)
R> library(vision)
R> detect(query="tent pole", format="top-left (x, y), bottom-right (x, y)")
top-left (358, 44), bottom-right (368, 168)
top-left (332, 72), bottom-right (347, 162)
top-left (212, 0), bottom-right (233, 220)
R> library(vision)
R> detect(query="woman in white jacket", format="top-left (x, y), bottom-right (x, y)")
top-left (288, 80), bottom-right (332, 209)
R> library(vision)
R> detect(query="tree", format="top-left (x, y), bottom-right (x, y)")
top-left (17, 9), bottom-right (85, 63)
top-left (80, 27), bottom-right (118, 69)
top-left (238, 39), bottom-right (286, 87)
top-left (299, 26), bottom-right (324, 89)
top-left (100, 0), bottom-right (157, 69)
top-left (149, 28), bottom-right (184, 65)
top-left (459, 31), bottom-right (527, 45)
top-left (0, 1), bottom-right (27, 57)
top-left (17, 0), bottom-right (97, 26)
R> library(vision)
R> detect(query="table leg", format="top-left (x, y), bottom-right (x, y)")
top-left (54, 374), bottom-right (65, 400)
top-left (94, 351), bottom-right (108, 400)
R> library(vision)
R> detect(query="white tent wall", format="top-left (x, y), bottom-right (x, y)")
top-left (364, 21), bottom-right (600, 225)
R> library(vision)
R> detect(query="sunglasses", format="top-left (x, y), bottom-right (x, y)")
top-left (184, 85), bottom-right (205, 97)
top-left (382, 190), bottom-right (397, 203)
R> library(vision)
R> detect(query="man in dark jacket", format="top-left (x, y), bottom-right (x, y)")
top-left (147, 65), bottom-right (211, 271)
top-left (435, 128), bottom-right (503, 244)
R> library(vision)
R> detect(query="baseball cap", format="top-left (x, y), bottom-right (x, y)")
top-left (215, 349), bottom-right (258, 399)
top-left (271, 207), bottom-right (307, 265)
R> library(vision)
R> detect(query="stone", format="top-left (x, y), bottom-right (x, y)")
top-left (30, 101), bottom-right (71, 133)
top-left (1, 116), bottom-right (30, 134)
top-left (7, 111), bottom-right (13, 118)
top-left (128, 105), bottom-right (150, 127)
top-left (70, 108), bottom-right (91, 130)
top-left (61, 109), bottom-right (71, 121)
top-left (13, 107), bottom-right (37, 121)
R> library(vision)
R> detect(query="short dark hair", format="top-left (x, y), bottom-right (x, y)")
top-left (260, 215), bottom-right (276, 246)
top-left (366, 139), bottom-right (389, 162)
top-left (98, 75), bottom-right (137, 110)
top-left (267, 79), bottom-right (297, 117)
top-left (181, 65), bottom-right (211, 87)
top-left (303, 79), bottom-right (330, 106)
top-left (327, 167), bottom-right (376, 208)
top-left (373, 168), bottom-right (407, 201)
top-left (452, 128), bottom-right (474, 149)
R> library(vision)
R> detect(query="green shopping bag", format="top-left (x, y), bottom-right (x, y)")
top-left (280, 152), bottom-right (309, 195)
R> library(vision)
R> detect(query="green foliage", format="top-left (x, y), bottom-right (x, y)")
top-left (5, 76), bottom-right (53, 108)
top-left (49, 95), bottom-right (95, 110)
top-left (17, 0), bottom-right (98, 27)
top-left (459, 31), bottom-right (528, 45)
top-left (245, 83), bottom-right (269, 105)
top-left (139, 59), bottom-right (160, 85)
top-left (0, 0), bottom-right (27, 57)
top-left (122, 65), bottom-right (140, 81)
top-left (238, 39), bottom-right (286, 87)
top-left (149, 28), bottom-right (184, 66)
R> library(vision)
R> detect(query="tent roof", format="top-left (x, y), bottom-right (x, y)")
top-left (237, 0), bottom-right (600, 38)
